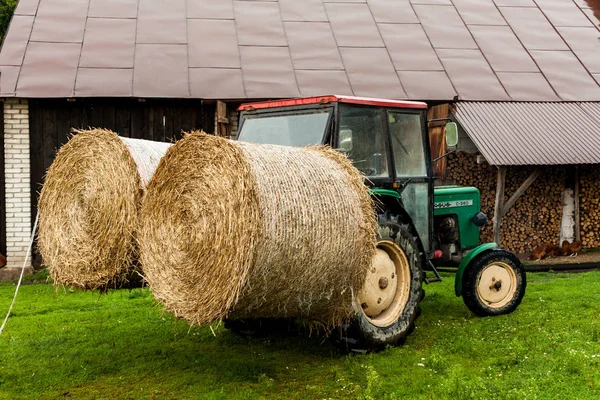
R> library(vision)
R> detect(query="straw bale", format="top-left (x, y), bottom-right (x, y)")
top-left (38, 129), bottom-right (170, 289)
top-left (139, 131), bottom-right (377, 327)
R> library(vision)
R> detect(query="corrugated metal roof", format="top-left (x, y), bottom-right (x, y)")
top-left (0, 0), bottom-right (599, 100)
top-left (453, 102), bottom-right (600, 165)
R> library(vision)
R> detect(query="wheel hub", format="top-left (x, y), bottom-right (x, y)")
top-left (360, 249), bottom-right (398, 317)
top-left (477, 262), bottom-right (517, 308)
top-left (357, 240), bottom-right (411, 327)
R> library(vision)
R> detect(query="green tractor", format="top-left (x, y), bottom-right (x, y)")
top-left (234, 95), bottom-right (526, 349)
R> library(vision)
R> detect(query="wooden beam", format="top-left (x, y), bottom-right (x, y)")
top-left (427, 104), bottom-right (449, 179)
top-left (216, 100), bottom-right (230, 138)
top-left (493, 166), bottom-right (507, 246)
top-left (574, 166), bottom-right (581, 243)
top-left (502, 168), bottom-right (541, 217)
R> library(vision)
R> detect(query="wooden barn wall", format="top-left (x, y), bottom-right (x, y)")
top-left (0, 102), bottom-right (5, 257)
top-left (446, 152), bottom-right (564, 254)
top-left (28, 98), bottom-right (215, 263)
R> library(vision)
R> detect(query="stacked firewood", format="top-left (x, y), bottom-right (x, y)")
top-left (579, 165), bottom-right (600, 248)
top-left (446, 152), bottom-right (563, 254)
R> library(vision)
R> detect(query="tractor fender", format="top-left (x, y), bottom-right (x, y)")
top-left (454, 242), bottom-right (498, 297)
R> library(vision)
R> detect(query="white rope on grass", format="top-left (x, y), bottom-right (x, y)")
top-left (0, 213), bottom-right (39, 336)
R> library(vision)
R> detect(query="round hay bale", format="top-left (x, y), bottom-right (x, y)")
top-left (139, 131), bottom-right (377, 327)
top-left (38, 129), bottom-right (171, 289)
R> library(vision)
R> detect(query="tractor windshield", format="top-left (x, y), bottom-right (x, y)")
top-left (238, 111), bottom-right (331, 147)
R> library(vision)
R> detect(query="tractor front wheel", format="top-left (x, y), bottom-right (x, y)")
top-left (336, 215), bottom-right (424, 351)
top-left (462, 250), bottom-right (526, 316)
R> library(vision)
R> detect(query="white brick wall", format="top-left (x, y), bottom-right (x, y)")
top-left (3, 99), bottom-right (31, 268)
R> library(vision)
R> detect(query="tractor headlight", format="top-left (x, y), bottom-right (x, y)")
top-left (471, 212), bottom-right (487, 227)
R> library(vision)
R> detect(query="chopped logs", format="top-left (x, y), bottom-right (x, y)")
top-left (446, 152), bottom-right (564, 254)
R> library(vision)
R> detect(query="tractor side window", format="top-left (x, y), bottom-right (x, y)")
top-left (388, 112), bottom-right (427, 178)
top-left (339, 105), bottom-right (389, 178)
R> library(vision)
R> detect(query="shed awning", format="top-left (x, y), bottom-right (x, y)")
top-left (452, 102), bottom-right (600, 166)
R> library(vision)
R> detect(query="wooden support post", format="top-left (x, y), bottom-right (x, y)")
top-left (574, 166), bottom-right (581, 243)
top-left (493, 166), bottom-right (507, 246)
top-left (216, 100), bottom-right (230, 138)
top-left (427, 104), bottom-right (450, 180)
top-left (502, 168), bottom-right (541, 217)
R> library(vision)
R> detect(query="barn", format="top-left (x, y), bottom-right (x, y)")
top-left (0, 0), bottom-right (599, 270)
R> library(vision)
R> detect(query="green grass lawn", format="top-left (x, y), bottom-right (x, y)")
top-left (0, 270), bottom-right (599, 399)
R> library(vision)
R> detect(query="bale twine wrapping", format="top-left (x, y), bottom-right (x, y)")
top-left (139, 132), bottom-right (377, 327)
top-left (38, 129), bottom-right (171, 289)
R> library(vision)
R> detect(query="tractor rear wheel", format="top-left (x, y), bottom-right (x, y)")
top-left (462, 250), bottom-right (526, 316)
top-left (336, 214), bottom-right (425, 351)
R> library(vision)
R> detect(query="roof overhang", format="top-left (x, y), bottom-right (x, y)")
top-left (452, 101), bottom-right (600, 166)
top-left (239, 95), bottom-right (428, 111)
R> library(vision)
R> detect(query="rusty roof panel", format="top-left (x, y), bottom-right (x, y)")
top-left (581, 6), bottom-right (600, 23)
top-left (235, 1), bottom-right (287, 46)
top-left (379, 23), bottom-right (442, 71)
top-left (325, 3), bottom-right (384, 47)
top-left (340, 47), bottom-right (406, 99)
top-left (557, 27), bottom-right (600, 74)
top-left (88, 0), bottom-right (138, 18)
top-left (397, 71), bottom-right (457, 100)
top-left (30, 0), bottom-right (88, 43)
top-left (366, 0), bottom-right (419, 23)
top-left (500, 7), bottom-right (569, 50)
top-left (0, 0), bottom-right (599, 101)
top-left (453, 101), bottom-right (600, 165)
top-left (14, 0), bottom-right (39, 16)
top-left (0, 66), bottom-right (20, 95)
top-left (284, 22), bottom-right (343, 70)
top-left (453, 0), bottom-right (507, 26)
top-left (0, 16), bottom-right (34, 66)
top-left (469, 26), bottom-right (538, 73)
top-left (137, 0), bottom-right (187, 44)
top-left (410, 0), bottom-right (452, 5)
top-left (133, 44), bottom-right (189, 97)
top-left (80, 18), bottom-right (136, 68)
top-left (535, 0), bottom-right (593, 27)
top-left (17, 42), bottom-right (80, 97)
top-left (279, 0), bottom-right (327, 21)
top-left (494, 0), bottom-right (536, 6)
top-left (295, 70), bottom-right (353, 97)
top-left (496, 72), bottom-right (559, 101)
top-left (187, 0), bottom-right (234, 19)
top-left (438, 49), bottom-right (509, 100)
top-left (187, 19), bottom-right (240, 68)
top-left (530, 50), bottom-right (600, 101)
top-left (413, 5), bottom-right (478, 49)
top-left (240, 46), bottom-right (299, 98)
top-left (189, 68), bottom-right (245, 99)
top-left (75, 68), bottom-right (133, 97)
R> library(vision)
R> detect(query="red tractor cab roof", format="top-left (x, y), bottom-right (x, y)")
top-left (238, 95), bottom-right (428, 111)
